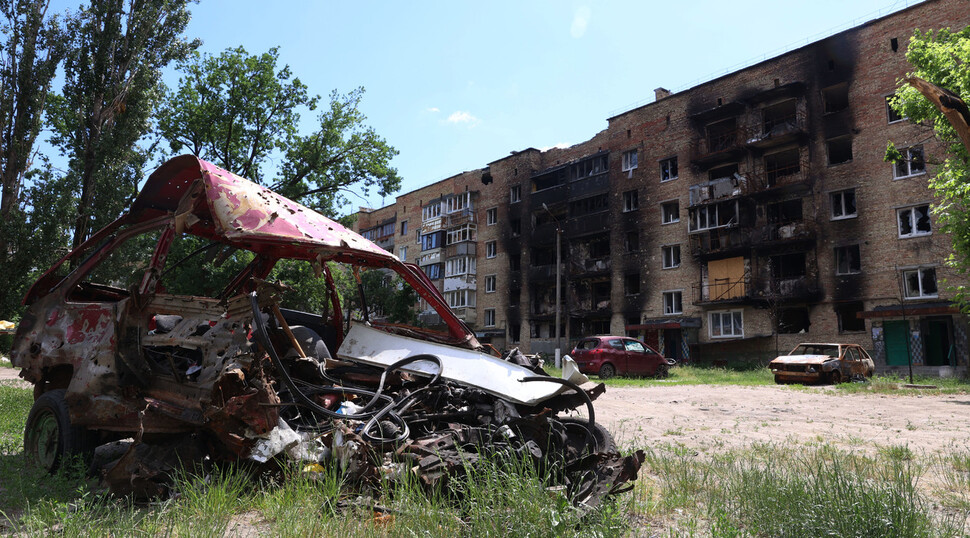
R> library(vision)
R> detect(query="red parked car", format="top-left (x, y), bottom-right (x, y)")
top-left (569, 336), bottom-right (673, 379)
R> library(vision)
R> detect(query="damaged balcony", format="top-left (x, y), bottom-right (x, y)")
top-left (569, 280), bottom-right (612, 316)
top-left (746, 149), bottom-right (811, 198)
top-left (692, 273), bottom-right (752, 305)
top-left (689, 227), bottom-right (749, 259)
top-left (745, 102), bottom-right (808, 151)
top-left (690, 117), bottom-right (747, 167)
top-left (753, 275), bottom-right (822, 303)
top-left (568, 234), bottom-right (611, 277)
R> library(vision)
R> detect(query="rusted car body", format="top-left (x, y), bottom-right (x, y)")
top-left (11, 156), bottom-right (641, 504)
top-left (768, 343), bottom-right (875, 384)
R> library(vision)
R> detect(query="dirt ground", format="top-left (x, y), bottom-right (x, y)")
top-left (593, 382), bottom-right (970, 456)
top-left (4, 364), bottom-right (968, 456)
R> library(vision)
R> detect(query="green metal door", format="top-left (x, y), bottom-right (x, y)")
top-left (884, 321), bottom-right (910, 366)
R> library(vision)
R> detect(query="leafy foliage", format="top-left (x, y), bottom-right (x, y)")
top-left (888, 26), bottom-right (970, 308)
top-left (48, 0), bottom-right (199, 251)
top-left (158, 46), bottom-right (401, 217)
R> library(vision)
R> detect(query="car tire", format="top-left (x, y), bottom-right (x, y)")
top-left (655, 363), bottom-right (670, 379)
top-left (559, 417), bottom-right (618, 454)
top-left (774, 376), bottom-right (785, 385)
top-left (24, 389), bottom-right (97, 473)
top-left (598, 363), bottom-right (616, 380)
top-left (829, 370), bottom-right (842, 385)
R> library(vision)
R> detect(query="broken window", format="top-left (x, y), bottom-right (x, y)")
top-left (706, 118), bottom-right (737, 153)
top-left (510, 287), bottom-right (520, 305)
top-left (485, 240), bottom-right (497, 259)
top-left (592, 281), bottom-right (611, 305)
top-left (569, 194), bottom-right (609, 217)
top-left (893, 145), bottom-right (925, 178)
top-left (569, 154), bottom-right (609, 180)
top-left (903, 267), bottom-right (938, 298)
top-left (533, 168), bottom-right (566, 192)
top-left (624, 273), bottom-right (640, 295)
top-left (822, 84), bottom-right (849, 114)
top-left (589, 236), bottom-right (611, 259)
top-left (510, 185), bottom-right (521, 203)
top-left (663, 290), bottom-right (683, 315)
top-left (835, 244), bottom-right (861, 275)
top-left (690, 200), bottom-right (737, 232)
top-left (625, 231), bottom-right (639, 253)
top-left (709, 310), bottom-right (743, 338)
top-left (830, 189), bottom-right (857, 219)
top-left (486, 208), bottom-right (497, 226)
top-left (622, 149), bottom-right (638, 172)
top-left (509, 323), bottom-right (520, 342)
top-left (709, 163), bottom-right (739, 182)
top-left (662, 245), bottom-right (681, 269)
top-left (777, 307), bottom-right (811, 334)
top-left (623, 190), bottom-right (639, 212)
top-left (510, 218), bottom-right (521, 236)
top-left (771, 252), bottom-right (807, 279)
top-left (661, 201), bottom-right (680, 224)
top-left (897, 204), bottom-right (931, 237)
top-left (762, 99), bottom-right (797, 134)
top-left (827, 137), bottom-right (853, 165)
top-left (509, 254), bottom-right (521, 271)
top-left (660, 157), bottom-right (678, 182)
top-left (484, 308), bottom-right (496, 327)
top-left (485, 274), bottom-right (496, 293)
top-left (400, 220), bottom-right (408, 236)
top-left (766, 199), bottom-right (803, 224)
top-left (886, 95), bottom-right (904, 123)
top-left (836, 301), bottom-right (866, 332)
top-left (590, 318), bottom-right (611, 335)
top-left (764, 148), bottom-right (800, 185)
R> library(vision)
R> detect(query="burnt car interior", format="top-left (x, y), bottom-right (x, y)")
top-left (13, 156), bottom-right (643, 505)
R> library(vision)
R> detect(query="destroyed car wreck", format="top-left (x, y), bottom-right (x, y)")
top-left (11, 155), bottom-right (643, 507)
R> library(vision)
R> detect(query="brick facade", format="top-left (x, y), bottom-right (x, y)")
top-left (356, 0), bottom-right (970, 373)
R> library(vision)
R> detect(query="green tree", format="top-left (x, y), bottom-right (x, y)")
top-left (888, 26), bottom-right (970, 308)
top-left (159, 46), bottom-right (401, 217)
top-left (0, 0), bottom-right (66, 319)
top-left (48, 0), bottom-right (199, 252)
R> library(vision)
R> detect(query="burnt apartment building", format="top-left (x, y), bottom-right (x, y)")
top-left (356, 0), bottom-right (970, 375)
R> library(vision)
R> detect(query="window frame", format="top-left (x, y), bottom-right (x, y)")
top-left (830, 189), bottom-right (857, 220)
top-left (886, 94), bottom-right (905, 124)
top-left (660, 156), bottom-right (679, 182)
top-left (621, 149), bottom-right (638, 172)
top-left (485, 240), bottom-right (497, 259)
top-left (510, 185), bottom-right (521, 204)
top-left (661, 244), bottom-right (681, 269)
top-left (663, 290), bottom-right (683, 315)
top-left (901, 266), bottom-right (939, 299)
top-left (661, 200), bottom-right (680, 225)
top-left (709, 310), bottom-right (744, 339)
top-left (896, 204), bottom-right (932, 238)
top-left (485, 207), bottom-right (497, 226)
top-left (622, 190), bottom-right (639, 212)
top-left (484, 274), bottom-right (497, 293)
top-left (834, 244), bottom-right (861, 275)
top-left (892, 145), bottom-right (926, 179)
top-left (484, 308), bottom-right (496, 327)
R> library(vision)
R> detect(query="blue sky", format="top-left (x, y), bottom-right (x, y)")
top-left (55, 0), bottom-right (929, 215)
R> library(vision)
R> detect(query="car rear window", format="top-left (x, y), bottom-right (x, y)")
top-left (576, 339), bottom-right (599, 351)
top-left (607, 339), bottom-right (624, 350)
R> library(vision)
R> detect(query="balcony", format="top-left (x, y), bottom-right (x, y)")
top-left (690, 127), bottom-right (747, 167)
top-left (565, 211), bottom-right (611, 237)
top-left (444, 241), bottom-right (476, 258)
top-left (528, 264), bottom-right (558, 281)
top-left (446, 208), bottom-right (476, 227)
top-left (745, 108), bottom-right (808, 151)
top-left (692, 274), bottom-right (752, 305)
top-left (451, 307), bottom-right (477, 324)
top-left (569, 173), bottom-right (610, 198)
top-left (751, 221), bottom-right (816, 249)
top-left (688, 227), bottom-right (748, 259)
top-left (529, 184), bottom-right (567, 209)
top-left (758, 275), bottom-right (821, 302)
top-left (689, 176), bottom-right (746, 207)
top-left (569, 257), bottom-right (611, 277)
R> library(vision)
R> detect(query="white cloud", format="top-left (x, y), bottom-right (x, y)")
top-left (426, 107), bottom-right (440, 113)
top-left (571, 6), bottom-right (590, 38)
top-left (446, 111), bottom-right (479, 125)
top-left (539, 142), bottom-right (571, 151)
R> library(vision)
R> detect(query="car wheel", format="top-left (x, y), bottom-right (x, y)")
top-left (829, 370), bottom-right (842, 385)
top-left (598, 363), bottom-right (616, 380)
top-left (558, 417), bottom-right (618, 455)
top-left (655, 363), bottom-right (670, 379)
top-left (774, 376), bottom-right (785, 385)
top-left (24, 389), bottom-right (97, 473)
